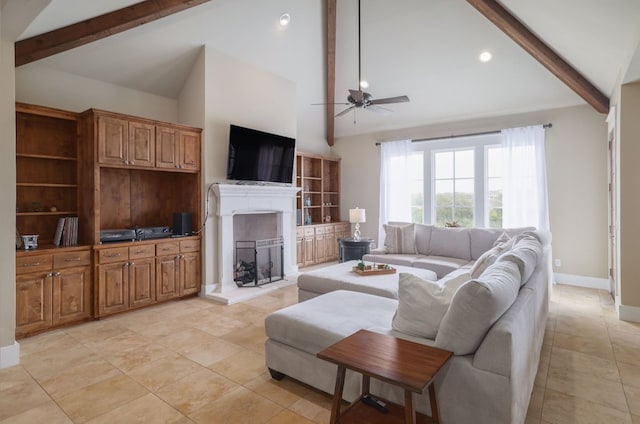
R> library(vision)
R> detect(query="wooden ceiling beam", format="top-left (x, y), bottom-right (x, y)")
top-left (466, 0), bottom-right (609, 114)
top-left (325, 0), bottom-right (337, 146)
top-left (15, 0), bottom-right (210, 67)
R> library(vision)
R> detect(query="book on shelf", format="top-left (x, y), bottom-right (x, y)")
top-left (55, 216), bottom-right (78, 247)
top-left (53, 218), bottom-right (65, 246)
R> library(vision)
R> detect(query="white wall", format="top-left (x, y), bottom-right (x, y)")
top-left (16, 65), bottom-right (178, 122)
top-left (332, 105), bottom-right (608, 280)
top-left (201, 47), bottom-right (298, 292)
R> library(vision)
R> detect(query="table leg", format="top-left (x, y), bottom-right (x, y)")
top-left (404, 389), bottom-right (414, 424)
top-left (428, 383), bottom-right (440, 424)
top-left (330, 365), bottom-right (346, 424)
top-left (362, 375), bottom-right (370, 395)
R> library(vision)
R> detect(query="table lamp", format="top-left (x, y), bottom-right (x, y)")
top-left (349, 207), bottom-right (366, 240)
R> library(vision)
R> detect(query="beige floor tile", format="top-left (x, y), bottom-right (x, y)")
top-left (619, 362), bottom-right (640, 389)
top-left (57, 374), bottom-right (148, 423)
top-left (190, 314), bottom-right (247, 337)
top-left (208, 348), bottom-right (266, 385)
top-left (155, 327), bottom-right (216, 350)
top-left (0, 366), bottom-right (34, 392)
top-left (188, 386), bottom-right (282, 423)
top-left (85, 393), bottom-right (186, 424)
top-left (525, 416), bottom-right (541, 424)
top-left (555, 314), bottom-right (609, 339)
top-left (83, 330), bottom-right (153, 356)
top-left (220, 324), bottom-right (266, 353)
top-left (103, 342), bottom-right (174, 373)
top-left (0, 379), bottom-right (51, 421)
top-left (289, 396), bottom-right (332, 424)
top-left (625, 384), bottom-right (640, 416)
top-left (527, 385), bottom-right (545, 420)
top-left (612, 335), bottom-right (640, 366)
top-left (38, 356), bottom-right (122, 399)
top-left (17, 330), bottom-right (78, 356)
top-left (534, 344), bottom-right (551, 388)
top-left (20, 344), bottom-right (95, 381)
top-left (266, 409), bottom-right (316, 424)
top-left (633, 414), bottom-right (640, 423)
top-left (244, 372), bottom-right (313, 408)
top-left (64, 319), bottom-right (128, 344)
top-left (180, 337), bottom-right (245, 367)
top-left (542, 388), bottom-right (632, 424)
top-left (0, 400), bottom-right (72, 424)
top-left (126, 353), bottom-right (203, 392)
top-left (155, 367), bottom-right (239, 416)
top-left (549, 346), bottom-right (620, 383)
top-left (224, 303), bottom-right (271, 326)
top-left (552, 331), bottom-right (615, 360)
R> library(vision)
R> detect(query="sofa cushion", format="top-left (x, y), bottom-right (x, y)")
top-left (412, 256), bottom-right (471, 279)
top-left (429, 227), bottom-right (471, 260)
top-left (469, 227), bottom-right (534, 260)
top-left (362, 253), bottom-right (422, 267)
top-left (384, 223), bottom-right (416, 254)
top-left (265, 290), bottom-right (398, 355)
top-left (498, 234), bottom-right (542, 285)
top-left (435, 259), bottom-right (521, 355)
top-left (392, 272), bottom-right (470, 339)
top-left (415, 224), bottom-right (433, 255)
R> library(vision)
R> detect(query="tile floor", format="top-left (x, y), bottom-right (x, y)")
top-left (1, 283), bottom-right (639, 423)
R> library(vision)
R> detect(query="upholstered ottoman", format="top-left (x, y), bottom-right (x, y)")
top-left (297, 260), bottom-right (438, 301)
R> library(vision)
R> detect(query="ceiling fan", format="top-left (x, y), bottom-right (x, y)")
top-left (331, 0), bottom-right (410, 119)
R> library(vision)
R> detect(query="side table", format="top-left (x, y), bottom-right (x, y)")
top-left (317, 329), bottom-right (452, 424)
top-left (338, 238), bottom-right (373, 263)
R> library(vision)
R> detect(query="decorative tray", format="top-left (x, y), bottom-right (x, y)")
top-left (352, 265), bottom-right (397, 276)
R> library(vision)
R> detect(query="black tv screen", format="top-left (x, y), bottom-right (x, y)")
top-left (226, 124), bottom-right (296, 184)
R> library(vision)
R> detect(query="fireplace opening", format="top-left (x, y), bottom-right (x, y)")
top-left (234, 237), bottom-right (284, 287)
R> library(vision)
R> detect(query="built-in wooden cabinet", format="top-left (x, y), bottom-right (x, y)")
top-left (296, 222), bottom-right (350, 267)
top-left (15, 103), bottom-right (203, 337)
top-left (15, 247), bottom-right (92, 338)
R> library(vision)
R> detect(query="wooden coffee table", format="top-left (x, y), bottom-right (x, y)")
top-left (317, 329), bottom-right (452, 424)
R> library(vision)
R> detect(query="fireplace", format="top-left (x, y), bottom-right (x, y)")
top-left (207, 183), bottom-right (299, 303)
top-left (234, 237), bottom-right (284, 286)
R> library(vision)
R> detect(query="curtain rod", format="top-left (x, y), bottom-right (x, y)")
top-left (375, 123), bottom-right (552, 146)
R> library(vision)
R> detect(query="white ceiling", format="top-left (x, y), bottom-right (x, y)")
top-left (17, 0), bottom-right (640, 140)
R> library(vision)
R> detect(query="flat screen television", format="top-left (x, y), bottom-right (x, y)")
top-left (226, 124), bottom-right (296, 184)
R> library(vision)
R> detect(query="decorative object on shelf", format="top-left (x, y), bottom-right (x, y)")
top-left (445, 220), bottom-right (460, 227)
top-left (16, 229), bottom-right (22, 249)
top-left (50, 206), bottom-right (57, 212)
top-left (349, 207), bottom-right (366, 240)
top-left (305, 197), bottom-right (311, 206)
top-left (21, 234), bottom-right (39, 250)
top-left (325, 215), bottom-right (331, 223)
top-left (305, 211), bottom-right (312, 225)
top-left (30, 202), bottom-right (43, 212)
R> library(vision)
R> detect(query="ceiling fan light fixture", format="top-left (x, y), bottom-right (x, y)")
top-left (479, 51), bottom-right (493, 62)
top-left (359, 80), bottom-right (369, 89)
top-left (279, 13), bottom-right (291, 27)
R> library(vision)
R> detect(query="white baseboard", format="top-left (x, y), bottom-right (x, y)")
top-left (0, 341), bottom-right (20, 369)
top-left (553, 273), bottom-right (609, 291)
top-left (618, 304), bottom-right (640, 323)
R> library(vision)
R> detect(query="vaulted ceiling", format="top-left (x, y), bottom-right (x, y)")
top-left (15, 0), bottom-right (640, 142)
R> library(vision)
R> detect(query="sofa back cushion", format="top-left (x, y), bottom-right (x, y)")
top-left (498, 233), bottom-right (542, 285)
top-left (414, 224), bottom-right (433, 255)
top-left (383, 223), bottom-right (416, 254)
top-left (392, 272), bottom-right (470, 339)
top-left (469, 227), bottom-right (535, 260)
top-left (428, 226), bottom-right (471, 260)
top-left (435, 259), bottom-right (521, 355)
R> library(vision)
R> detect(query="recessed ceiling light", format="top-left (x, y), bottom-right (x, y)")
top-left (479, 51), bottom-right (492, 63)
top-left (279, 13), bottom-right (291, 26)
top-left (360, 80), bottom-right (369, 89)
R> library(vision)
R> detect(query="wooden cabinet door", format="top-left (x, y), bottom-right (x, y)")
top-left (15, 272), bottom-right (52, 337)
top-left (52, 266), bottom-right (91, 325)
top-left (181, 252), bottom-right (201, 296)
top-left (304, 236), bottom-right (315, 266)
top-left (324, 232), bottom-right (337, 260)
top-left (155, 126), bottom-right (179, 169)
top-left (97, 262), bottom-right (129, 316)
top-left (156, 255), bottom-right (180, 301)
top-left (129, 257), bottom-right (156, 308)
top-left (179, 130), bottom-right (200, 171)
top-left (98, 116), bottom-right (129, 166)
top-left (296, 234), bottom-right (304, 267)
top-left (315, 233), bottom-right (326, 263)
top-left (128, 121), bottom-right (155, 167)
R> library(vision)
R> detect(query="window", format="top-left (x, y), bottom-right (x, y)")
top-left (411, 133), bottom-right (503, 228)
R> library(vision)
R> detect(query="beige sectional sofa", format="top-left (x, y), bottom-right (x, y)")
top-left (265, 227), bottom-right (551, 424)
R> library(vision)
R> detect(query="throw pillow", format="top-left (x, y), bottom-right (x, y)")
top-left (470, 232), bottom-right (512, 279)
top-left (428, 226), bottom-right (471, 260)
top-left (392, 272), bottom-right (470, 339)
top-left (383, 224), bottom-right (416, 254)
top-left (498, 234), bottom-right (542, 285)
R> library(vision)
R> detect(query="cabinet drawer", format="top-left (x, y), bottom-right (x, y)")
top-left (315, 226), bottom-right (326, 235)
top-left (335, 223), bottom-right (350, 233)
top-left (98, 247), bottom-right (129, 264)
top-left (16, 254), bottom-right (52, 275)
top-left (53, 250), bottom-right (91, 269)
top-left (156, 242), bottom-right (179, 256)
top-left (324, 224), bottom-right (335, 234)
top-left (304, 228), bottom-right (315, 237)
top-left (129, 244), bottom-right (155, 259)
top-left (296, 228), bottom-right (304, 237)
top-left (180, 239), bottom-right (200, 253)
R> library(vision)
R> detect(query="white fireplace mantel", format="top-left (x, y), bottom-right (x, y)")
top-left (206, 183), bottom-right (300, 303)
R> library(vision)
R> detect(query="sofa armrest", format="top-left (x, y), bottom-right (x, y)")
top-left (369, 248), bottom-right (386, 255)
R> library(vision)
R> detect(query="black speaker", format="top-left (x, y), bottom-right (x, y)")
top-left (172, 212), bottom-right (192, 236)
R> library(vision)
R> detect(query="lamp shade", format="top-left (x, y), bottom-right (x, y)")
top-left (349, 208), bottom-right (366, 223)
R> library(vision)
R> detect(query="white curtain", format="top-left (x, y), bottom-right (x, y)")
top-left (501, 125), bottom-right (549, 231)
top-left (379, 139), bottom-right (413, 244)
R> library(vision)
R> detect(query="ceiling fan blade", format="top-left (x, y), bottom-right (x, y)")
top-left (366, 105), bottom-right (393, 115)
top-left (369, 95), bottom-right (410, 105)
top-left (335, 106), bottom-right (355, 117)
top-left (349, 89), bottom-right (364, 103)
top-left (311, 102), bottom-right (351, 105)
